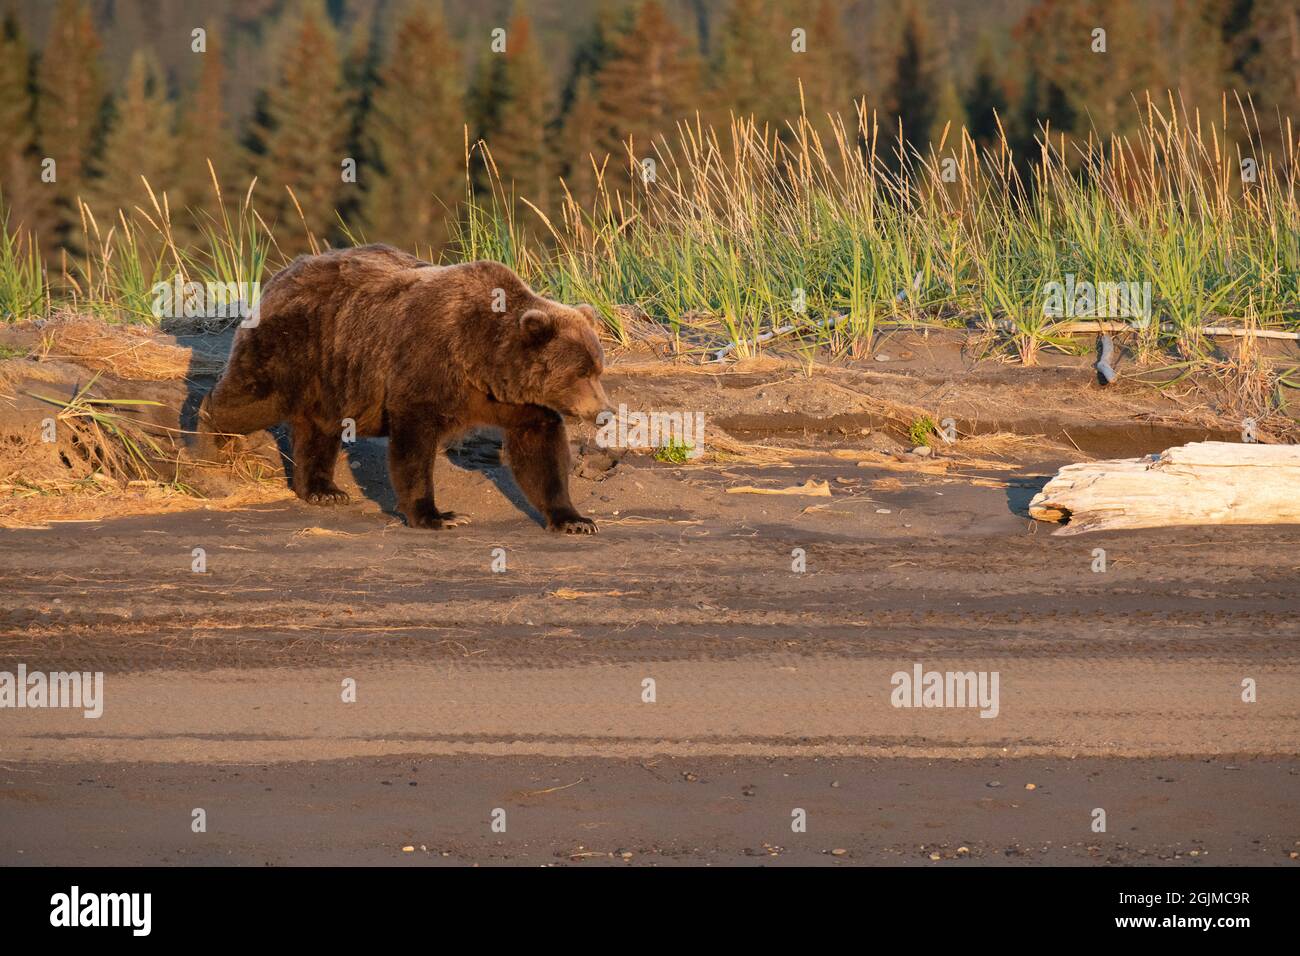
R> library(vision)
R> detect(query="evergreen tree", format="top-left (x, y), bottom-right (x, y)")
top-left (36, 0), bottom-right (104, 254)
top-left (1012, 52), bottom-right (1075, 163)
top-left (488, 13), bottom-right (554, 217)
top-left (339, 7), bottom-right (379, 231)
top-left (592, 0), bottom-right (702, 178)
top-left (89, 50), bottom-right (176, 220)
top-left (858, 1), bottom-right (904, 111)
top-left (927, 13), bottom-right (969, 150)
top-left (247, 0), bottom-right (348, 247)
top-left (793, 0), bottom-right (853, 123)
top-left (1218, 0), bottom-right (1259, 88)
top-left (0, 12), bottom-right (48, 243)
top-left (710, 0), bottom-right (787, 128)
top-left (965, 37), bottom-right (1009, 151)
top-left (558, 0), bottom-right (621, 117)
top-left (556, 1), bottom-right (622, 210)
top-left (929, 76), bottom-right (968, 152)
top-left (467, 31), bottom-right (507, 196)
top-left (1162, 0), bottom-right (1231, 120)
top-left (1078, 0), bottom-right (1157, 138)
top-left (175, 22), bottom-right (232, 230)
top-left (886, 3), bottom-right (938, 159)
top-left (558, 74), bottom-right (605, 210)
top-left (1016, 0), bottom-right (1155, 145)
top-left (1244, 0), bottom-right (1300, 118)
top-left (362, 2), bottom-right (464, 254)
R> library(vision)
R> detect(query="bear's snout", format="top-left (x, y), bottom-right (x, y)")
top-left (568, 377), bottom-right (613, 424)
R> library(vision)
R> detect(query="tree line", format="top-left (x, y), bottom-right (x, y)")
top-left (1, 0), bottom-right (1297, 262)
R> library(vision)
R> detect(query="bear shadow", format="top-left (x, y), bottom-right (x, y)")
top-left (176, 325), bottom-right (237, 437)
top-left (342, 430), bottom-right (546, 528)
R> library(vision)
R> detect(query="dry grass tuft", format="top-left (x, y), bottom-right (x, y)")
top-left (1203, 332), bottom-right (1291, 428)
top-left (957, 431), bottom-right (1047, 458)
top-left (0, 480), bottom-right (290, 529)
top-left (36, 311), bottom-right (223, 381)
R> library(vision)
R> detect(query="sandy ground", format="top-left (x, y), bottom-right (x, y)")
top-left (1, 323), bottom-right (1298, 865)
top-left (2, 442), bottom-right (1298, 864)
top-left (4, 756), bottom-right (1295, 866)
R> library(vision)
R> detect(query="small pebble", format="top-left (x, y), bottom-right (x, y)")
top-left (830, 848), bottom-right (848, 856)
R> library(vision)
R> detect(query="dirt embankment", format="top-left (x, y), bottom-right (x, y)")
top-left (2, 316), bottom-right (1293, 529)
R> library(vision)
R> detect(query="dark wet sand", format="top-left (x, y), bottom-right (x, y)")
top-left (2, 451), bottom-right (1298, 865)
top-left (3, 755), bottom-right (1297, 866)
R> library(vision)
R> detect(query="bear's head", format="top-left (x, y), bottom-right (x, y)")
top-left (515, 302), bottom-right (612, 423)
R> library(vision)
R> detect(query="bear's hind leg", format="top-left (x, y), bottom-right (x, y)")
top-left (291, 416), bottom-right (349, 505)
top-left (388, 412), bottom-right (467, 529)
top-left (502, 407), bottom-right (597, 534)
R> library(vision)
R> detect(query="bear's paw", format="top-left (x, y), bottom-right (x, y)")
top-left (548, 513), bottom-right (598, 535)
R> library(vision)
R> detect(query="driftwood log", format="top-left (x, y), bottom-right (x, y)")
top-left (1029, 441), bottom-right (1300, 534)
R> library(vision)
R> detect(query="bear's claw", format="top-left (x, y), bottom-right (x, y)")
top-left (550, 515), bottom-right (598, 534)
top-left (301, 486), bottom-right (351, 505)
top-left (405, 507), bottom-right (470, 529)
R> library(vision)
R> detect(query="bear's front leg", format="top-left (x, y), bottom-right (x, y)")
top-left (291, 416), bottom-right (350, 505)
top-left (503, 407), bottom-right (597, 534)
top-left (388, 412), bottom-right (469, 529)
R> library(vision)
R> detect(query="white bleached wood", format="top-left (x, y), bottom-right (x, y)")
top-left (1028, 441), bottom-right (1300, 534)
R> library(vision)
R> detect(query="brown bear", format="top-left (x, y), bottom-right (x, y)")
top-left (199, 244), bottom-right (612, 533)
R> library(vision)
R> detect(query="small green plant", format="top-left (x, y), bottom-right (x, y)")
top-left (654, 437), bottom-right (693, 464)
top-left (0, 344), bottom-right (30, 359)
top-left (908, 414), bottom-right (938, 447)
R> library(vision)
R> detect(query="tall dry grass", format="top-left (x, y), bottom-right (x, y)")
top-left (1, 93), bottom-right (1296, 374)
top-left (505, 90), bottom-right (1298, 365)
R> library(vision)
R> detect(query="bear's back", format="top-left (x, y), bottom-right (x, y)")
top-left (228, 248), bottom-right (551, 410)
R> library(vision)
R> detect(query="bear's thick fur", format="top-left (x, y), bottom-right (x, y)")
top-left (199, 244), bottom-right (611, 532)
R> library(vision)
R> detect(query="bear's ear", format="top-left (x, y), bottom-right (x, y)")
top-left (576, 304), bottom-right (601, 329)
top-left (520, 308), bottom-right (555, 344)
